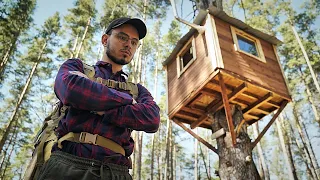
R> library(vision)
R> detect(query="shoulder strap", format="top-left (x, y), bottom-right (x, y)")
top-left (82, 62), bottom-right (95, 81)
top-left (81, 61), bottom-right (139, 99)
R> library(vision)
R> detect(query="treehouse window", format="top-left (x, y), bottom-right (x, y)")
top-left (231, 26), bottom-right (266, 63)
top-left (177, 37), bottom-right (196, 77)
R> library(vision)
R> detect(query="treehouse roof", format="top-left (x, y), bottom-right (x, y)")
top-left (162, 6), bottom-right (282, 66)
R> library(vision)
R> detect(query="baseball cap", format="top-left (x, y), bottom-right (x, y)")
top-left (105, 17), bottom-right (147, 39)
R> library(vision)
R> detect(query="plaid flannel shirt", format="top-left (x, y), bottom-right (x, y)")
top-left (53, 59), bottom-right (160, 167)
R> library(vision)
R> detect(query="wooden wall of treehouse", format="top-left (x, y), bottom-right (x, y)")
top-left (167, 31), bottom-right (211, 116)
top-left (214, 16), bottom-right (290, 99)
top-left (166, 14), bottom-right (291, 119)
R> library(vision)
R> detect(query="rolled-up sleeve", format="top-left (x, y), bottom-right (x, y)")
top-left (102, 84), bottom-right (160, 133)
top-left (54, 59), bottom-right (133, 111)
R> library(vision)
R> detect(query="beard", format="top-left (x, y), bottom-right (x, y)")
top-left (106, 41), bottom-right (131, 65)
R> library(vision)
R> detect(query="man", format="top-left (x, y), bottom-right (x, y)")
top-left (37, 17), bottom-right (160, 180)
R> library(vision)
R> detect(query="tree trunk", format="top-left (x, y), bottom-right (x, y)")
top-left (132, 131), bottom-right (137, 179)
top-left (170, 121), bottom-right (174, 180)
top-left (0, 120), bottom-right (18, 172)
top-left (275, 116), bottom-right (298, 180)
top-left (292, 103), bottom-right (320, 179)
top-left (252, 123), bottom-right (270, 180)
top-left (133, 0), bottom-right (148, 83)
top-left (151, 134), bottom-right (155, 180)
top-left (288, 122), bottom-right (315, 179)
top-left (198, 0), bottom-right (223, 11)
top-left (137, 132), bottom-right (143, 179)
top-left (211, 104), bottom-right (260, 179)
top-left (70, 34), bottom-right (79, 58)
top-left (280, 116), bottom-right (299, 180)
top-left (75, 17), bottom-right (91, 58)
top-left (194, 128), bottom-right (198, 180)
top-left (199, 144), bottom-right (211, 179)
top-left (291, 24), bottom-right (320, 94)
top-left (157, 148), bottom-right (161, 180)
top-left (1, 127), bottom-right (17, 179)
top-left (0, 42), bottom-right (47, 153)
top-left (165, 118), bottom-right (171, 179)
top-left (137, 132), bottom-right (143, 180)
top-left (97, 26), bottom-right (106, 60)
top-left (0, 41), bottom-right (15, 77)
top-left (173, 144), bottom-right (176, 180)
top-left (298, 68), bottom-right (320, 126)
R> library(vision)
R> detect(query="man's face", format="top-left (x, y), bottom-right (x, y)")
top-left (104, 24), bottom-right (140, 65)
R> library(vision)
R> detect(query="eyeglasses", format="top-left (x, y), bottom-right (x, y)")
top-left (112, 32), bottom-right (140, 48)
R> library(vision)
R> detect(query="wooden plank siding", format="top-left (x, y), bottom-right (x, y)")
top-left (167, 32), bottom-right (212, 115)
top-left (214, 17), bottom-right (290, 99)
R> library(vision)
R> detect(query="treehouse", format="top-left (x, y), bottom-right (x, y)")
top-left (163, 7), bottom-right (291, 146)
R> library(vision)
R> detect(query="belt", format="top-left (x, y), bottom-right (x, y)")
top-left (57, 132), bottom-right (125, 156)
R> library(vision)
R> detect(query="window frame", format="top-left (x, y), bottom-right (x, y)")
top-left (230, 26), bottom-right (266, 63)
top-left (176, 36), bottom-right (197, 78)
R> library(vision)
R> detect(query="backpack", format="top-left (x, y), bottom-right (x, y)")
top-left (24, 62), bottom-right (138, 180)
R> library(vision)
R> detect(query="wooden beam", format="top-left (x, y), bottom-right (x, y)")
top-left (232, 98), bottom-right (250, 107)
top-left (181, 107), bottom-right (205, 116)
top-left (208, 82), bottom-right (248, 113)
top-left (176, 110), bottom-right (200, 118)
top-left (201, 88), bottom-right (221, 99)
top-left (218, 73), bottom-right (236, 146)
top-left (188, 93), bottom-right (204, 108)
top-left (243, 92), bottom-right (273, 115)
top-left (267, 101), bottom-right (281, 108)
top-left (210, 80), bottom-right (279, 111)
top-left (251, 100), bottom-right (288, 148)
top-left (173, 119), bottom-right (218, 154)
top-left (254, 107), bottom-right (270, 115)
top-left (241, 91), bottom-right (281, 108)
top-left (243, 114), bottom-right (260, 120)
top-left (169, 69), bottom-right (221, 119)
top-left (190, 82), bottom-right (247, 129)
top-left (219, 69), bottom-right (291, 101)
top-left (210, 79), bottom-right (235, 91)
top-left (175, 113), bottom-right (198, 121)
top-left (190, 104), bottom-right (206, 111)
top-left (211, 128), bottom-right (225, 139)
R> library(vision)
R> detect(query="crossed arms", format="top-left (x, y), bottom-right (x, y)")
top-left (54, 59), bottom-right (160, 133)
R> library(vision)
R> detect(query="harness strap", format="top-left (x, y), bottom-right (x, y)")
top-left (96, 78), bottom-right (138, 100)
top-left (57, 132), bottom-right (125, 156)
top-left (82, 62), bottom-right (139, 100)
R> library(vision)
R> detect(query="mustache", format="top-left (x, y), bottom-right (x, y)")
top-left (120, 48), bottom-right (131, 56)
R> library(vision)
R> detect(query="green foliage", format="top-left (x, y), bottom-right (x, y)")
top-left (58, 0), bottom-right (98, 61)
top-left (0, 0), bottom-right (36, 82)
top-left (0, 13), bottom-right (61, 178)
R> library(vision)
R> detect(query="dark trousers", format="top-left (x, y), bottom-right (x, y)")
top-left (36, 151), bottom-right (132, 180)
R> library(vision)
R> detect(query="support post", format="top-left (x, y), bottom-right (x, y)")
top-left (251, 100), bottom-right (288, 148)
top-left (173, 119), bottom-right (218, 154)
top-left (218, 73), bottom-right (236, 146)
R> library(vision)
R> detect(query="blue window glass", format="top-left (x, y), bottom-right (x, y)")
top-left (237, 35), bottom-right (258, 56)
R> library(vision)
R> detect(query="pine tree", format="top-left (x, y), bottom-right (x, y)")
top-left (58, 0), bottom-right (97, 62)
top-left (0, 13), bottom-right (61, 153)
top-left (0, 0), bottom-right (36, 82)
